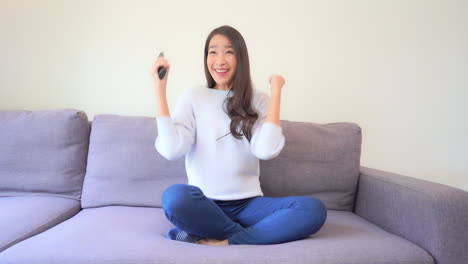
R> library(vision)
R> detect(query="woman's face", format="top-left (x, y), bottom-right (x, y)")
top-left (207, 34), bottom-right (237, 89)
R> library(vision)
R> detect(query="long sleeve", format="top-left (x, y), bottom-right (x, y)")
top-left (154, 88), bottom-right (196, 160)
top-left (250, 92), bottom-right (285, 160)
top-left (153, 86), bottom-right (276, 200)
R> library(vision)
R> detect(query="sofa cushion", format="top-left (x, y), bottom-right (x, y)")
top-left (0, 207), bottom-right (433, 264)
top-left (0, 109), bottom-right (90, 199)
top-left (0, 196), bottom-right (80, 252)
top-left (81, 115), bottom-right (361, 210)
top-left (260, 121), bottom-right (362, 211)
top-left (81, 114), bottom-right (186, 208)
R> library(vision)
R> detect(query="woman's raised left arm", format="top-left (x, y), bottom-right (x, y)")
top-left (264, 75), bottom-right (285, 126)
top-left (249, 75), bottom-right (286, 160)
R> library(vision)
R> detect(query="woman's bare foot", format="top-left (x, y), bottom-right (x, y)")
top-left (196, 238), bottom-right (229, 246)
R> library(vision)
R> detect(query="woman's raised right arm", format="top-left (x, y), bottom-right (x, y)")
top-left (151, 56), bottom-right (196, 161)
top-left (155, 88), bottom-right (170, 117)
top-left (152, 55), bottom-right (171, 117)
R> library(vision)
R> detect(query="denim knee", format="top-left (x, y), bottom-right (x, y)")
top-left (295, 196), bottom-right (328, 235)
top-left (162, 184), bottom-right (203, 215)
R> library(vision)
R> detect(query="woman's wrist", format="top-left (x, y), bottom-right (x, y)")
top-left (271, 86), bottom-right (282, 96)
top-left (155, 85), bottom-right (167, 95)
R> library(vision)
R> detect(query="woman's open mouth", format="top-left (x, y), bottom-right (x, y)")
top-left (214, 68), bottom-right (229, 77)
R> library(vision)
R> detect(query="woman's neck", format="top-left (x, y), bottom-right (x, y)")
top-left (215, 84), bottom-right (231, 91)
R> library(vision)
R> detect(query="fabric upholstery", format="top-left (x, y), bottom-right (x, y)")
top-left (0, 207), bottom-right (433, 264)
top-left (81, 114), bottom-right (187, 208)
top-left (260, 121), bottom-right (362, 211)
top-left (0, 196), bottom-right (80, 252)
top-left (355, 166), bottom-right (468, 264)
top-left (0, 109), bottom-right (90, 199)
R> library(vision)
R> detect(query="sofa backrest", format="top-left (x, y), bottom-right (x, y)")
top-left (0, 109), bottom-right (90, 200)
top-left (260, 120), bottom-right (362, 211)
top-left (82, 114), bottom-right (361, 211)
top-left (81, 114), bottom-right (187, 208)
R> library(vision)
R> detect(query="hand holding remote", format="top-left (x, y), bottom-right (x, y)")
top-left (151, 51), bottom-right (171, 86)
top-left (157, 52), bottom-right (167, 80)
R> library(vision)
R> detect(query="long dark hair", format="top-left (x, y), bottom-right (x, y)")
top-left (204, 25), bottom-right (258, 142)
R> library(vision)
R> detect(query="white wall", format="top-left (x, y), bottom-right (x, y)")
top-left (1, 0), bottom-right (467, 191)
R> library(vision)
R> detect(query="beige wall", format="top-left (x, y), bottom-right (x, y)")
top-left (1, 0), bottom-right (467, 191)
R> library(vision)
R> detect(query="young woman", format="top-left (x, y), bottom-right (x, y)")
top-left (151, 25), bottom-right (327, 246)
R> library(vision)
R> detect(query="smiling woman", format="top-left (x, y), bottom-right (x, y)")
top-left (152, 25), bottom-right (327, 246)
top-left (203, 26), bottom-right (257, 141)
top-left (206, 34), bottom-right (237, 90)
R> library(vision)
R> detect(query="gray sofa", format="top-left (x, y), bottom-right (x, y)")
top-left (0, 109), bottom-right (467, 264)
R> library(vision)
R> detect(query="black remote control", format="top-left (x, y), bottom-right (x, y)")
top-left (157, 52), bottom-right (167, 80)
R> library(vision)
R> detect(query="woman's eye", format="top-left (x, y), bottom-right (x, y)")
top-left (209, 50), bottom-right (233, 55)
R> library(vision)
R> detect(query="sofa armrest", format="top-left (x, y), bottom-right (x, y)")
top-left (354, 166), bottom-right (468, 264)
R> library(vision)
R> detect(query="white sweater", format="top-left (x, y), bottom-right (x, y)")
top-left (155, 86), bottom-right (285, 200)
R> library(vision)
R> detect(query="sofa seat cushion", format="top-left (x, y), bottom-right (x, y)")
top-left (0, 207), bottom-right (433, 264)
top-left (0, 196), bottom-right (81, 252)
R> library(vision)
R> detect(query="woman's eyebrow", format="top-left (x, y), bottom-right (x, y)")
top-left (209, 45), bottom-right (233, 49)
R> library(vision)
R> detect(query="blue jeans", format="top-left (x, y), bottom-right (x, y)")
top-left (162, 184), bottom-right (327, 245)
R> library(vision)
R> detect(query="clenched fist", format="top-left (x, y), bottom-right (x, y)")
top-left (269, 74), bottom-right (285, 92)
